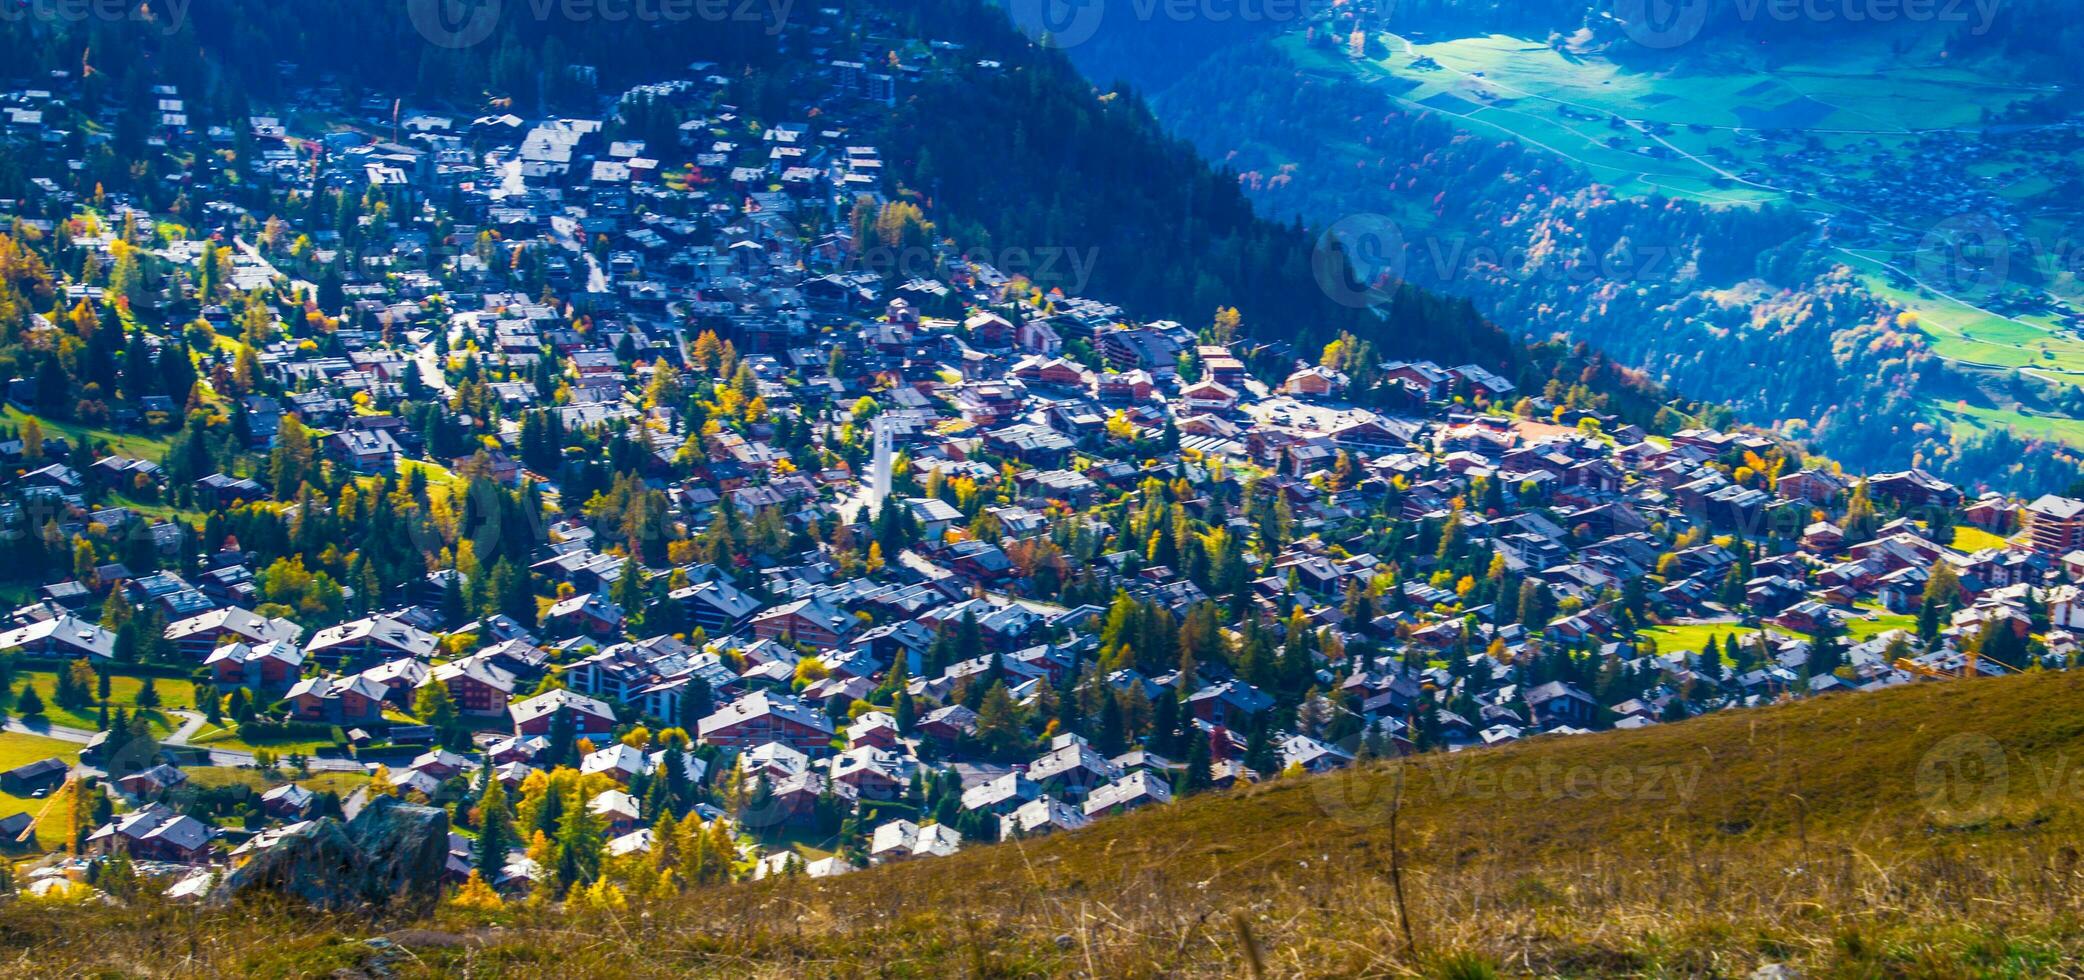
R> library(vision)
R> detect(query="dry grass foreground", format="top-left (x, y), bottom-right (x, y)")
top-left (9, 671), bottom-right (2084, 977)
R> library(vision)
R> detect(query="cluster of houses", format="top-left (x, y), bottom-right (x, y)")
top-left (7, 13), bottom-right (2084, 895)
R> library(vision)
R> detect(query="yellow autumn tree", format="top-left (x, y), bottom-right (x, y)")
top-left (582, 877), bottom-right (627, 911)
top-left (450, 870), bottom-right (503, 910)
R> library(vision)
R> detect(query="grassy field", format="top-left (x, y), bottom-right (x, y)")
top-left (1643, 608), bottom-right (1913, 655)
top-left (8, 671), bottom-right (199, 737)
top-left (1297, 30), bottom-right (2043, 208)
top-left (0, 732), bottom-right (81, 845)
top-left (1952, 524), bottom-right (2019, 552)
top-left (183, 766), bottom-right (365, 797)
top-left (1844, 602), bottom-right (1918, 642)
top-left (1638, 620), bottom-right (1765, 659)
top-left (13, 669), bottom-right (2084, 973)
top-left (1933, 399), bottom-right (2084, 451)
top-left (1834, 232), bottom-right (2084, 449)
top-left (1839, 249), bottom-right (2084, 382)
top-left (0, 406), bottom-right (173, 461)
top-left (187, 725), bottom-right (338, 757)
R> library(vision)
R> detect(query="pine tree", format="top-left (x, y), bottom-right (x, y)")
top-left (1181, 730), bottom-right (1214, 796)
top-left (1243, 715), bottom-right (1278, 775)
top-left (51, 668), bottom-right (79, 711)
top-left (473, 772), bottom-right (516, 880)
top-left (974, 682), bottom-right (1024, 760)
top-left (15, 682), bottom-right (44, 717)
top-left (544, 705), bottom-right (577, 768)
top-left (553, 788), bottom-right (604, 893)
top-left (676, 676), bottom-right (713, 734)
top-left (705, 817), bottom-right (737, 883)
top-left (895, 688), bottom-right (915, 733)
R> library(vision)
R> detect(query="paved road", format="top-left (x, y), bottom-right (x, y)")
top-left (1, 717), bottom-right (96, 744)
top-left (3, 711), bottom-right (364, 773)
top-left (413, 331), bottom-right (458, 400)
top-left (166, 709), bottom-right (207, 745)
top-left (548, 214), bottom-right (610, 294)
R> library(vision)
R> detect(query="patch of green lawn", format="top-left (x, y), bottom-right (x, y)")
top-left (9, 671), bottom-right (198, 736)
top-left (0, 731), bottom-right (83, 844)
top-left (183, 766), bottom-right (365, 796)
top-left (1639, 622), bottom-right (1781, 660)
top-left (1949, 525), bottom-right (2018, 553)
top-left (187, 726), bottom-right (336, 757)
top-left (1, 406), bottom-right (174, 461)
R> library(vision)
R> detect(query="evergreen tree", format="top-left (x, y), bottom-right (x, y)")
top-left (1181, 729), bottom-right (1213, 796)
top-left (553, 788), bottom-right (604, 893)
top-left (1243, 715), bottom-right (1277, 775)
top-left (676, 677), bottom-right (714, 734)
top-left (974, 682), bottom-right (1024, 760)
top-left (544, 706), bottom-right (577, 769)
top-left (15, 682), bottom-right (44, 717)
top-left (473, 771), bottom-right (516, 880)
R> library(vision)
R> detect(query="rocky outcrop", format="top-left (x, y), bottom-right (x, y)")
top-left (217, 796), bottom-right (449, 913)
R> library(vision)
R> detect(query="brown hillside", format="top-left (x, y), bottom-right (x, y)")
top-left (10, 671), bottom-right (2084, 976)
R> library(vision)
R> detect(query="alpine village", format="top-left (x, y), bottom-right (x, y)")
top-left (0, 1), bottom-right (2072, 962)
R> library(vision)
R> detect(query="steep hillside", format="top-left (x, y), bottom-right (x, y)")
top-left (0, 0), bottom-right (1672, 417)
top-left (1085, 10), bottom-right (2084, 492)
top-left (11, 671), bottom-right (2084, 975)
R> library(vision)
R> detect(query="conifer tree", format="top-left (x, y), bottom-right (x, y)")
top-left (473, 772), bottom-right (516, 880)
top-left (554, 788), bottom-right (604, 893)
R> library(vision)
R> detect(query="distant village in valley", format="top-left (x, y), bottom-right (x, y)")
top-left (1, 5), bottom-right (2083, 911)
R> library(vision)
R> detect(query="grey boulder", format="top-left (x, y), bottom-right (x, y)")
top-left (218, 796), bottom-right (449, 913)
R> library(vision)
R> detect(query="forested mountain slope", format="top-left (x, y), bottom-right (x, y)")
top-left (0, 0), bottom-right (1679, 421)
top-left (1051, 5), bottom-right (2084, 491)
